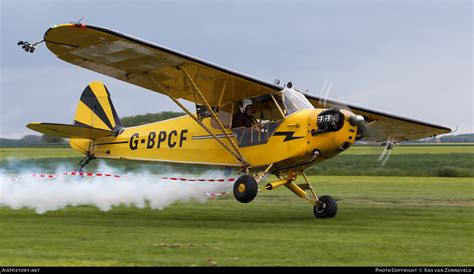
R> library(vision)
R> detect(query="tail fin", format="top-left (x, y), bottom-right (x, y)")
top-left (74, 81), bottom-right (122, 132)
top-left (26, 81), bottom-right (122, 155)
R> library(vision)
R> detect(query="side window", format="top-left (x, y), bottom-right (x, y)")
top-left (210, 103), bottom-right (233, 129)
top-left (228, 95), bottom-right (284, 147)
top-left (270, 93), bottom-right (286, 117)
top-left (252, 95), bottom-right (285, 123)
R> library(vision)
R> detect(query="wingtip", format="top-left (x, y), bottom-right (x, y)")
top-left (442, 125), bottom-right (453, 134)
top-left (26, 122), bottom-right (40, 128)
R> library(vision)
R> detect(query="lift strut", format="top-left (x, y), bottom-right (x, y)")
top-left (147, 73), bottom-right (250, 169)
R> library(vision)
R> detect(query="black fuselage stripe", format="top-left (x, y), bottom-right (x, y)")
top-left (95, 141), bottom-right (128, 146)
top-left (192, 134), bottom-right (232, 140)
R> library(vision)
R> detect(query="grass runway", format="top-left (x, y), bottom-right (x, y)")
top-left (0, 147), bottom-right (473, 266)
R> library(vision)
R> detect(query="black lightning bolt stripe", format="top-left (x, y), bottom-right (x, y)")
top-left (273, 131), bottom-right (304, 142)
top-left (80, 85), bottom-right (113, 130)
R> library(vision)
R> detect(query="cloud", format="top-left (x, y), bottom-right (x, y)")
top-left (0, 66), bottom-right (182, 138)
top-left (1, 1), bottom-right (472, 137)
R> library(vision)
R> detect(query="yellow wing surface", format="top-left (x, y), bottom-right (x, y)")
top-left (43, 23), bottom-right (450, 142)
top-left (44, 23), bottom-right (281, 106)
top-left (304, 94), bottom-right (451, 142)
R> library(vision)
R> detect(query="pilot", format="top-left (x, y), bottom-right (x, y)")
top-left (232, 99), bottom-right (258, 128)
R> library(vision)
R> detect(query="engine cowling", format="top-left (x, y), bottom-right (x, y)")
top-left (314, 109), bottom-right (345, 134)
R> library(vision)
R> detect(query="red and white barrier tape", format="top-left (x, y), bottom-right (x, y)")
top-left (4, 172), bottom-right (235, 198)
top-left (6, 172), bottom-right (236, 184)
top-left (62, 172), bottom-right (121, 178)
top-left (33, 174), bottom-right (58, 178)
top-left (204, 192), bottom-right (230, 198)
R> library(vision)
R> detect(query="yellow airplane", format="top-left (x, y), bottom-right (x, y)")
top-left (24, 23), bottom-right (450, 218)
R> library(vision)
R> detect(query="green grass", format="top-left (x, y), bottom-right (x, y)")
top-left (306, 153), bottom-right (474, 177)
top-left (0, 147), bottom-right (473, 266)
top-left (344, 144), bottom-right (474, 155)
top-left (0, 176), bottom-right (472, 266)
top-left (0, 148), bottom-right (81, 159)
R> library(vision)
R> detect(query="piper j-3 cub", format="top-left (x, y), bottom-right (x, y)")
top-left (23, 23), bottom-right (451, 219)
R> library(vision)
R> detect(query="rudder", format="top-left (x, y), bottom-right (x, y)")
top-left (74, 81), bottom-right (122, 132)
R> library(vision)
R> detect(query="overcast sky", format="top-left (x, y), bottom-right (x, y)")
top-left (0, 0), bottom-right (472, 138)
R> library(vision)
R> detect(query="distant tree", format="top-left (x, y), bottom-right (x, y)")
top-left (20, 135), bottom-right (43, 143)
top-left (121, 111), bottom-right (185, 127)
top-left (440, 134), bottom-right (474, 143)
top-left (41, 134), bottom-right (66, 144)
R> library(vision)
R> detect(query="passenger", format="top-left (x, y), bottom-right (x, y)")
top-left (232, 99), bottom-right (258, 128)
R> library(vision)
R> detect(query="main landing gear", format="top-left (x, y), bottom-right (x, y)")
top-left (233, 175), bottom-right (258, 203)
top-left (232, 170), bottom-right (337, 219)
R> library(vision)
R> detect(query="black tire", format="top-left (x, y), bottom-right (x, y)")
top-left (233, 175), bottom-right (258, 203)
top-left (313, 195), bottom-right (337, 218)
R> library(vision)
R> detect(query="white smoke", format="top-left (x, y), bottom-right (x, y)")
top-left (0, 162), bottom-right (234, 214)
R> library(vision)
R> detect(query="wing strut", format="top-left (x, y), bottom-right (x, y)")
top-left (179, 66), bottom-right (248, 164)
top-left (147, 74), bottom-right (250, 169)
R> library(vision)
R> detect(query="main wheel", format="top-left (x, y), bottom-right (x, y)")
top-left (313, 195), bottom-right (337, 218)
top-left (233, 175), bottom-right (258, 203)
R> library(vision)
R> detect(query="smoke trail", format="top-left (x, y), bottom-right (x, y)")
top-left (0, 162), bottom-right (234, 214)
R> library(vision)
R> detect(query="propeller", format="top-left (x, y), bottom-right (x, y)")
top-left (320, 80), bottom-right (332, 108)
top-left (318, 80), bottom-right (372, 140)
top-left (317, 80), bottom-right (395, 166)
top-left (378, 136), bottom-right (395, 167)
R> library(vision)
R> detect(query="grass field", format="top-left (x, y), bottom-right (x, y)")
top-left (0, 147), bottom-right (81, 159)
top-left (0, 146), bottom-right (473, 266)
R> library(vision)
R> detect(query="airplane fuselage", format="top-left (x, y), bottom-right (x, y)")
top-left (71, 109), bottom-right (358, 172)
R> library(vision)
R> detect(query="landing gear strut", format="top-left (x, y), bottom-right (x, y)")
top-left (301, 172), bottom-right (337, 219)
top-left (262, 170), bottom-right (337, 219)
top-left (76, 154), bottom-right (95, 172)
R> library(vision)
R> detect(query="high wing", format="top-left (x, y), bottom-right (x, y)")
top-left (43, 23), bottom-right (450, 142)
top-left (304, 94), bottom-right (451, 142)
top-left (43, 23), bottom-right (282, 106)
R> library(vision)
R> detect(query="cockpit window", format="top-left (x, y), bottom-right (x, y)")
top-left (212, 89), bottom-right (314, 147)
top-left (281, 88), bottom-right (314, 116)
top-left (224, 88), bottom-right (314, 130)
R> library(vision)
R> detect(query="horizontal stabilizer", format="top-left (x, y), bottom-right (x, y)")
top-left (27, 122), bottom-right (116, 140)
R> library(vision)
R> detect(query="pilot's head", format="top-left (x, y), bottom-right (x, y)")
top-left (239, 99), bottom-right (255, 116)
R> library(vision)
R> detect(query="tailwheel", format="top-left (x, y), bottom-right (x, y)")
top-left (233, 175), bottom-right (258, 203)
top-left (313, 195), bottom-right (337, 218)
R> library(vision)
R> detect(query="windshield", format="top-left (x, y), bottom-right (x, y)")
top-left (281, 88), bottom-right (314, 116)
